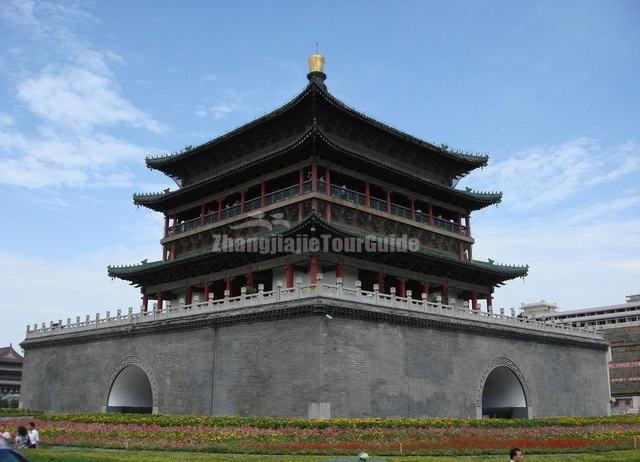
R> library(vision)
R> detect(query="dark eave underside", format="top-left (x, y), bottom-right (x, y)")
top-left (108, 213), bottom-right (527, 288)
top-left (133, 127), bottom-right (501, 212)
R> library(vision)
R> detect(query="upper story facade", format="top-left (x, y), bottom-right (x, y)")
top-left (133, 63), bottom-right (501, 264)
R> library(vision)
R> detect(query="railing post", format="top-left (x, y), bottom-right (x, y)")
top-left (355, 280), bottom-right (361, 301)
top-left (390, 287), bottom-right (396, 306)
top-left (316, 273), bottom-right (323, 295)
top-left (224, 289), bottom-right (230, 308)
top-left (258, 283), bottom-right (264, 304)
top-left (276, 281), bottom-right (283, 302)
top-left (336, 276), bottom-right (343, 298)
top-left (295, 278), bottom-right (302, 298)
top-left (240, 286), bottom-right (247, 306)
top-left (76, 316), bottom-right (81, 324)
top-left (373, 283), bottom-right (380, 304)
top-left (406, 289), bottom-right (412, 305)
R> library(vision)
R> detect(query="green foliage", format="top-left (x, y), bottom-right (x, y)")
top-left (0, 407), bottom-right (42, 416)
top-left (0, 398), bottom-right (18, 409)
top-left (38, 413), bottom-right (640, 429)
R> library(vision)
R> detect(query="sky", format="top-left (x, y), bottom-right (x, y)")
top-left (0, 0), bottom-right (638, 351)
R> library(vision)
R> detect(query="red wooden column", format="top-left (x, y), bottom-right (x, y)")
top-left (311, 162), bottom-right (318, 192)
top-left (411, 199), bottom-right (416, 221)
top-left (172, 214), bottom-right (177, 234)
top-left (240, 191), bottom-right (245, 214)
top-left (455, 212), bottom-right (462, 234)
top-left (324, 168), bottom-right (331, 193)
top-left (364, 182), bottom-right (371, 208)
top-left (170, 242), bottom-right (176, 260)
top-left (325, 167), bottom-right (332, 222)
top-left (471, 291), bottom-right (478, 312)
top-left (427, 204), bottom-right (434, 226)
top-left (421, 282), bottom-right (430, 298)
top-left (225, 277), bottom-right (233, 296)
top-left (309, 256), bottom-right (319, 284)
top-left (441, 284), bottom-right (448, 304)
top-left (299, 168), bottom-right (305, 194)
top-left (398, 278), bottom-right (406, 297)
top-left (155, 292), bottom-right (163, 312)
top-left (203, 282), bottom-right (211, 301)
top-left (200, 204), bottom-right (206, 226)
top-left (260, 182), bottom-right (267, 207)
top-left (386, 189), bottom-right (391, 213)
top-left (185, 286), bottom-right (193, 305)
top-left (458, 242), bottom-right (465, 261)
top-left (335, 263), bottom-right (344, 279)
top-left (286, 264), bottom-right (294, 288)
top-left (487, 293), bottom-right (493, 312)
top-left (376, 271), bottom-right (385, 292)
top-left (164, 215), bottom-right (169, 237)
top-left (217, 199), bottom-right (223, 221)
top-left (142, 294), bottom-right (149, 313)
top-left (466, 215), bottom-right (471, 237)
top-left (247, 271), bottom-right (255, 288)
top-left (468, 244), bottom-right (473, 260)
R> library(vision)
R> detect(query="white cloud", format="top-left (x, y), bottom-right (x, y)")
top-left (0, 113), bottom-right (15, 126)
top-left (465, 138), bottom-right (640, 209)
top-left (0, 129), bottom-right (149, 188)
top-left (17, 65), bottom-right (163, 133)
top-left (0, 244), bottom-right (157, 352)
top-left (0, 0), bottom-right (165, 189)
top-left (462, 138), bottom-right (640, 312)
top-left (195, 103), bottom-right (236, 119)
top-left (201, 73), bottom-right (217, 82)
top-left (473, 196), bottom-right (640, 312)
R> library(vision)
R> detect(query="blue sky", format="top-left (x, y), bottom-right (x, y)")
top-left (0, 0), bottom-right (639, 349)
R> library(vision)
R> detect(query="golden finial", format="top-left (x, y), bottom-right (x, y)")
top-left (308, 54), bottom-right (325, 73)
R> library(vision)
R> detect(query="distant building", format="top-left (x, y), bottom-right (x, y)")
top-left (522, 295), bottom-right (640, 413)
top-left (0, 344), bottom-right (23, 398)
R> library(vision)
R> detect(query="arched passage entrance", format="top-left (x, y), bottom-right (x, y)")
top-left (107, 364), bottom-right (153, 414)
top-left (476, 357), bottom-right (531, 419)
top-left (481, 365), bottom-right (528, 418)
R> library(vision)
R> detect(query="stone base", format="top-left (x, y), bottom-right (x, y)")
top-left (20, 301), bottom-right (610, 417)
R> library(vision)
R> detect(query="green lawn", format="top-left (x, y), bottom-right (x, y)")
top-left (25, 448), bottom-right (640, 462)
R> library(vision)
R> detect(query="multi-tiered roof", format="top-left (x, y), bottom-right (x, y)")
top-left (109, 56), bottom-right (527, 296)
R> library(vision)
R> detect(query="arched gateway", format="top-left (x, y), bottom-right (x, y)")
top-left (476, 357), bottom-right (531, 419)
top-left (106, 356), bottom-right (157, 414)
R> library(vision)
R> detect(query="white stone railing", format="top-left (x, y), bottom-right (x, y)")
top-left (25, 279), bottom-right (603, 340)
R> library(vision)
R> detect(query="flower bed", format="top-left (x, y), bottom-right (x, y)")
top-left (4, 415), bottom-right (640, 456)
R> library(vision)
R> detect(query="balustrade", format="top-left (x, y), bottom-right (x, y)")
top-left (166, 177), bottom-right (468, 237)
top-left (26, 282), bottom-right (602, 341)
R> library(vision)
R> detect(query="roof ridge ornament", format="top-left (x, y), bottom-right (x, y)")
top-left (307, 53), bottom-right (327, 89)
